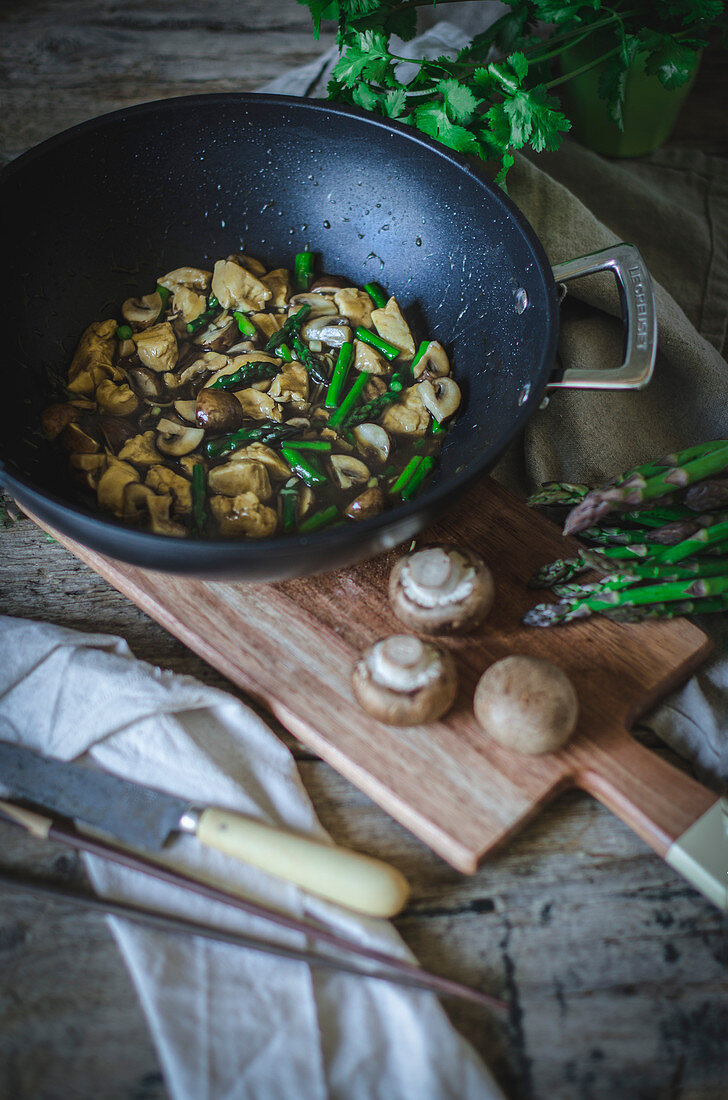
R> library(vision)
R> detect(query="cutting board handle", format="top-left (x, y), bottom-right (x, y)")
top-left (573, 733), bottom-right (727, 910)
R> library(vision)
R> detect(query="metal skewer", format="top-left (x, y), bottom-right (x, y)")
top-left (0, 802), bottom-right (505, 1011)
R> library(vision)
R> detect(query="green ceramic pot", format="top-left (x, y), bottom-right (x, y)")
top-left (559, 37), bottom-right (701, 157)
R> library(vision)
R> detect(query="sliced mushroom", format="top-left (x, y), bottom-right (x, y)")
top-left (135, 322), bottom-right (178, 373)
top-left (192, 313), bottom-right (238, 352)
top-left (287, 293), bottom-right (338, 318)
top-left (100, 416), bottom-right (137, 454)
top-left (41, 403), bottom-right (79, 440)
top-left (352, 635), bottom-right (458, 726)
top-left (412, 340), bottom-right (450, 380)
top-left (121, 290), bottom-right (163, 330)
top-left (174, 399), bottom-right (197, 423)
top-left (301, 315), bottom-right (352, 348)
top-left (146, 464), bottom-right (193, 513)
top-left (334, 287), bottom-right (374, 328)
top-left (179, 351), bottom-right (229, 387)
top-left (123, 482), bottom-right (160, 522)
top-left (330, 454), bottom-right (370, 490)
top-left (211, 259), bottom-right (272, 312)
top-left (195, 389), bottom-right (243, 435)
top-left (95, 379), bottom-right (139, 417)
top-left (381, 386), bottom-right (429, 436)
top-left (345, 487), bottom-right (386, 521)
top-left (210, 491), bottom-right (278, 538)
top-left (310, 275), bottom-right (349, 294)
top-left (353, 339), bottom-right (388, 376)
top-left (118, 430), bottom-right (161, 468)
top-left (125, 364), bottom-right (166, 402)
top-left (233, 389), bottom-right (282, 422)
top-left (156, 418), bottom-right (204, 457)
top-left (352, 423), bottom-right (390, 465)
top-left (226, 337), bottom-right (262, 355)
top-left (418, 377), bottom-right (461, 423)
top-left (389, 544), bottom-right (495, 635)
top-left (60, 422), bottom-right (100, 454)
top-left (370, 296), bottom-right (415, 360)
top-left (208, 459), bottom-right (272, 500)
top-left (96, 457), bottom-right (140, 516)
top-left (158, 267), bottom-right (211, 292)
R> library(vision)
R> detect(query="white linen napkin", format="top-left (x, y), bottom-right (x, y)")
top-left (0, 614), bottom-right (505, 1100)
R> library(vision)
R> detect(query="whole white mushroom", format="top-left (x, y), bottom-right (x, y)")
top-left (473, 655), bottom-right (579, 755)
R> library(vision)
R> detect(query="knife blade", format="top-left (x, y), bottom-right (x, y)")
top-left (0, 741), bottom-right (409, 917)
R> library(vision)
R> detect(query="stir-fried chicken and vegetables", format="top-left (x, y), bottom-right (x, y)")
top-left (41, 252), bottom-right (460, 538)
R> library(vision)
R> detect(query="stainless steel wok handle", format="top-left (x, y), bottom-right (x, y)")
top-left (548, 242), bottom-right (657, 391)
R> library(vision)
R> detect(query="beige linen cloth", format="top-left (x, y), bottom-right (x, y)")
top-left (264, 18), bottom-right (728, 792)
top-left (0, 615), bottom-right (504, 1100)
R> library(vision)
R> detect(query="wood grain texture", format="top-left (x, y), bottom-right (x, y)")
top-left (23, 476), bottom-right (716, 875)
top-left (2, 1), bottom-right (727, 1096)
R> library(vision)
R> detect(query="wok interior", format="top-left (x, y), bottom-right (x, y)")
top-left (2, 95), bottom-right (557, 563)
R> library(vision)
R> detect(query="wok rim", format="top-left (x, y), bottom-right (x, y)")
top-left (1, 91), bottom-right (560, 569)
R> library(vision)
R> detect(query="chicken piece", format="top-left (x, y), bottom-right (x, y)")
top-left (211, 259), bottom-right (272, 312)
top-left (334, 287), bottom-right (374, 328)
top-left (210, 492), bottom-right (278, 538)
top-left (134, 322), bottom-right (178, 373)
top-left (370, 296), bottom-right (416, 360)
top-left (146, 464), bottom-right (193, 513)
top-left (234, 388), bottom-right (282, 421)
top-left (118, 431), bottom-right (160, 468)
top-left (208, 459), bottom-right (272, 500)
top-left (95, 379), bottom-right (139, 417)
top-left (96, 458), bottom-right (140, 516)
top-left (261, 268), bottom-right (291, 309)
top-left (67, 320), bottom-right (121, 395)
top-left (268, 363), bottom-right (309, 408)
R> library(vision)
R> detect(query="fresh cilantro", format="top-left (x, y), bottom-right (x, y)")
top-left (299, 0), bottom-right (724, 181)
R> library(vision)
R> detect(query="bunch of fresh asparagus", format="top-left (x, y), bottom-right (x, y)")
top-left (524, 439), bottom-right (728, 627)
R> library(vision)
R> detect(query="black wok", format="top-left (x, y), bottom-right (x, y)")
top-left (0, 94), bottom-right (656, 580)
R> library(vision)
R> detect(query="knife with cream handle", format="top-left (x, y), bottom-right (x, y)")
top-left (0, 740), bottom-right (409, 917)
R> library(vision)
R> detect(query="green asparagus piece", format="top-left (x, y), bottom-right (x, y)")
top-left (354, 326), bottom-right (400, 362)
top-left (299, 504), bottom-right (339, 533)
top-left (290, 335), bottom-right (328, 387)
top-left (205, 422), bottom-right (298, 459)
top-left (364, 282), bottom-right (388, 309)
top-left (265, 305), bottom-right (311, 353)
top-left (283, 440), bottom-right (332, 452)
top-left (186, 295), bottom-right (221, 335)
top-left (280, 481), bottom-right (298, 533)
top-left (525, 574), bottom-right (728, 627)
top-left (401, 456), bottom-right (435, 501)
top-left (602, 594), bottom-right (728, 622)
top-left (280, 445), bottom-right (326, 487)
top-left (685, 478), bottom-right (728, 512)
top-left (342, 369), bottom-right (409, 429)
top-left (294, 249), bottom-right (314, 292)
top-left (154, 284), bottom-right (171, 321)
top-left (564, 441), bottom-right (728, 535)
top-left (209, 361), bottom-right (280, 391)
top-left (527, 482), bottom-right (591, 507)
top-left (233, 311), bottom-right (258, 337)
top-left (652, 521), bottom-right (728, 565)
top-left (328, 371), bottom-right (370, 429)
top-left (191, 463), bottom-right (206, 536)
top-left (324, 342), bottom-right (353, 409)
top-left (527, 558), bottom-right (587, 588)
top-left (391, 456), bottom-right (424, 495)
top-left (117, 324), bottom-right (133, 341)
top-left (276, 343), bottom-right (293, 363)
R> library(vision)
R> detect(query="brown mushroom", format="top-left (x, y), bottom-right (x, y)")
top-left (473, 656), bottom-right (579, 755)
top-left (351, 635), bottom-right (457, 726)
top-left (195, 389), bottom-right (244, 435)
top-left (192, 314), bottom-right (238, 352)
top-left (121, 290), bottom-right (164, 330)
top-left (156, 418), bottom-right (204, 457)
top-left (389, 544), bottom-right (494, 635)
top-left (417, 377), bottom-right (461, 424)
top-left (125, 364), bottom-right (167, 402)
top-left (100, 416), bottom-right (137, 454)
top-left (41, 403), bottom-right (80, 440)
top-left (310, 276), bottom-right (349, 293)
top-left (59, 422), bottom-right (100, 454)
top-left (345, 487), bottom-right (386, 521)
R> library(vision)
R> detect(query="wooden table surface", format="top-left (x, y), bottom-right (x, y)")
top-left (1, 4), bottom-right (727, 1099)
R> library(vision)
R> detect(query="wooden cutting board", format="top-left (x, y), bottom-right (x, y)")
top-left (27, 477), bottom-right (717, 876)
